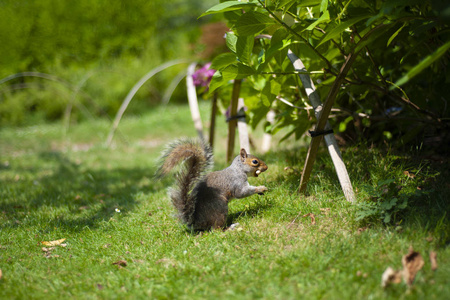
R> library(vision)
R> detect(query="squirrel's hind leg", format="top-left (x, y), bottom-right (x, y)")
top-left (191, 195), bottom-right (228, 231)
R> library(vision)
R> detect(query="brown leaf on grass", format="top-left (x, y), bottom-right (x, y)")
top-left (0, 269), bottom-right (2, 280)
top-left (44, 253), bottom-right (60, 259)
top-left (42, 247), bottom-right (55, 252)
top-left (302, 213), bottom-right (316, 225)
top-left (112, 260), bottom-right (127, 267)
top-left (403, 171), bottom-right (416, 178)
top-left (319, 208), bottom-right (330, 215)
top-left (402, 247), bottom-right (424, 286)
top-left (41, 238), bottom-right (66, 247)
top-left (357, 227), bottom-right (368, 234)
top-left (381, 267), bottom-right (402, 287)
top-left (382, 247), bottom-right (425, 287)
top-left (430, 251), bottom-right (438, 271)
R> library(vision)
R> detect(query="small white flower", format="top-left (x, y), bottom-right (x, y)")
top-left (115, 208), bottom-right (121, 213)
top-left (183, 250), bottom-right (187, 255)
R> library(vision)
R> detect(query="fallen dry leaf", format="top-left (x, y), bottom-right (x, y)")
top-left (382, 247), bottom-right (426, 287)
top-left (381, 267), bottom-right (402, 287)
top-left (356, 271), bottom-right (368, 278)
top-left (402, 247), bottom-right (424, 286)
top-left (403, 171), bottom-right (416, 178)
top-left (430, 251), bottom-right (438, 271)
top-left (42, 247), bottom-right (55, 252)
top-left (302, 213), bottom-right (316, 225)
top-left (320, 208), bottom-right (330, 215)
top-left (357, 227), bottom-right (368, 234)
top-left (41, 238), bottom-right (66, 247)
top-left (112, 260), bottom-right (127, 267)
top-left (0, 269), bottom-right (2, 280)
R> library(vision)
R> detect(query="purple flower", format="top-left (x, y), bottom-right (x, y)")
top-left (192, 63), bottom-right (216, 87)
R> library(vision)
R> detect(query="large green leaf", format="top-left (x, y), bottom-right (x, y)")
top-left (394, 40), bottom-right (450, 87)
top-left (200, 1), bottom-right (257, 18)
top-left (211, 53), bottom-right (237, 70)
top-left (260, 38), bottom-right (294, 66)
top-left (305, 10), bottom-right (330, 31)
top-left (320, 0), bottom-right (328, 12)
top-left (235, 11), bottom-right (277, 36)
top-left (386, 23), bottom-right (406, 47)
top-left (208, 66), bottom-right (238, 93)
top-left (261, 28), bottom-right (290, 66)
top-left (260, 78), bottom-right (281, 107)
top-left (236, 35), bottom-right (255, 65)
top-left (208, 63), bottom-right (256, 93)
top-left (316, 14), bottom-right (372, 47)
top-left (226, 32), bottom-right (238, 53)
top-left (236, 63), bottom-right (257, 79)
top-left (276, 0), bottom-right (321, 7)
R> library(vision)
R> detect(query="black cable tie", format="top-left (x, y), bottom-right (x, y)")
top-left (308, 128), bottom-right (334, 137)
top-left (226, 112), bottom-right (246, 122)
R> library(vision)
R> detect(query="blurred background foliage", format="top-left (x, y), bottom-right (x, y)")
top-left (0, 0), bottom-right (220, 125)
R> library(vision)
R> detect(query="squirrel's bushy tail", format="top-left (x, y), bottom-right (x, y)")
top-left (156, 138), bottom-right (213, 225)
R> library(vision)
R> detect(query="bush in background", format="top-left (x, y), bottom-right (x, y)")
top-left (0, 0), bottom-right (218, 126)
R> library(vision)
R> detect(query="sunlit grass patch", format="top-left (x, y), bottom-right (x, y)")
top-left (0, 104), bottom-right (449, 299)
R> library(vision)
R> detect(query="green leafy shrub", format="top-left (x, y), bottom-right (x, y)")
top-left (202, 0), bottom-right (450, 148)
top-left (356, 179), bottom-right (410, 224)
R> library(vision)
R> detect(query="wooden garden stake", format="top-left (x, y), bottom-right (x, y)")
top-left (208, 92), bottom-right (218, 148)
top-left (186, 62), bottom-right (204, 141)
top-left (261, 110), bottom-right (275, 153)
top-left (226, 79), bottom-right (242, 163)
top-left (287, 50), bottom-right (355, 203)
top-left (237, 98), bottom-right (250, 153)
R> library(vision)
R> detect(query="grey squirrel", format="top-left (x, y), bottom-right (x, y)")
top-left (156, 138), bottom-right (268, 230)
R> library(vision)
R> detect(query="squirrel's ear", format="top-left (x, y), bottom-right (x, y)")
top-left (240, 148), bottom-right (247, 161)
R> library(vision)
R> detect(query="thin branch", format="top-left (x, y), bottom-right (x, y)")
top-left (260, 71), bottom-right (324, 75)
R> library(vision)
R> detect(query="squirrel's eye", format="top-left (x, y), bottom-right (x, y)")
top-left (252, 159), bottom-right (258, 165)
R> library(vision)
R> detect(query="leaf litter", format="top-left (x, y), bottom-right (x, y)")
top-left (112, 260), bottom-right (128, 267)
top-left (40, 238), bottom-right (67, 258)
top-left (381, 246), bottom-right (436, 288)
top-left (41, 238), bottom-right (66, 247)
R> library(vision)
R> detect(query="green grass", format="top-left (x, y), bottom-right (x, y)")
top-left (1, 103), bottom-right (449, 299)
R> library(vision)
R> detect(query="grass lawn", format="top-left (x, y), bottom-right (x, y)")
top-left (1, 103), bottom-right (449, 299)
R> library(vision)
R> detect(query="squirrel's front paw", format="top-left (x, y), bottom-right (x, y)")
top-left (256, 186), bottom-right (268, 195)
